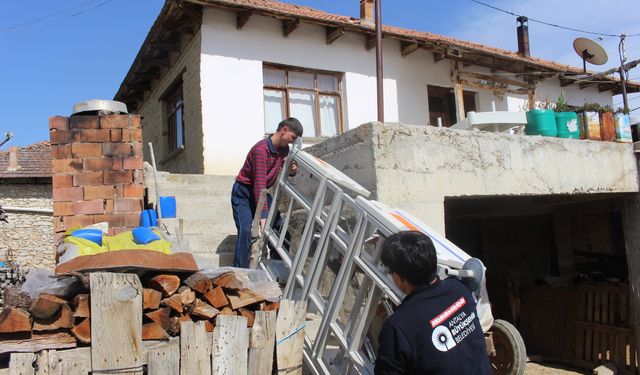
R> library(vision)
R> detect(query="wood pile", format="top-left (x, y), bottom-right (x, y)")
top-left (0, 270), bottom-right (280, 351)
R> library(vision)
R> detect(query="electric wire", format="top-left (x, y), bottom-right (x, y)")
top-left (469, 0), bottom-right (640, 38)
top-left (1, 0), bottom-right (116, 32)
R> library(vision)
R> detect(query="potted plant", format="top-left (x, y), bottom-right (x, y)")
top-left (581, 103), bottom-right (602, 140)
top-left (525, 97), bottom-right (557, 137)
top-left (614, 107), bottom-right (632, 143)
top-left (553, 93), bottom-right (579, 139)
top-left (600, 105), bottom-right (616, 142)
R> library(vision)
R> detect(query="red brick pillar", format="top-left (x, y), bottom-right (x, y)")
top-left (50, 114), bottom-right (144, 244)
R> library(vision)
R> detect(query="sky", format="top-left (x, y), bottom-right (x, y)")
top-left (2, 0), bottom-right (640, 147)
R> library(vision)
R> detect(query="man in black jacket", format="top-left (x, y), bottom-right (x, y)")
top-left (375, 231), bottom-right (491, 375)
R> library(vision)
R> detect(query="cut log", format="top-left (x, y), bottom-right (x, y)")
top-left (202, 286), bottom-right (229, 309)
top-left (261, 301), bottom-right (280, 312)
top-left (147, 274), bottom-right (181, 297)
top-left (0, 332), bottom-right (77, 355)
top-left (213, 272), bottom-right (245, 289)
top-left (219, 306), bottom-right (237, 316)
top-left (29, 293), bottom-right (68, 319)
top-left (168, 317), bottom-right (181, 336)
top-left (73, 294), bottom-right (90, 318)
top-left (71, 317), bottom-right (91, 344)
top-left (3, 286), bottom-right (33, 309)
top-left (227, 289), bottom-right (265, 310)
top-left (161, 294), bottom-right (183, 314)
top-left (145, 307), bottom-right (171, 332)
top-left (238, 308), bottom-right (255, 327)
top-left (203, 320), bottom-right (215, 333)
top-left (143, 288), bottom-right (162, 310)
top-left (143, 322), bottom-right (170, 340)
top-left (183, 272), bottom-right (213, 294)
top-left (178, 286), bottom-right (196, 305)
top-left (0, 308), bottom-right (32, 333)
top-left (168, 314), bottom-right (193, 336)
top-left (190, 299), bottom-right (220, 319)
top-left (33, 303), bottom-right (74, 331)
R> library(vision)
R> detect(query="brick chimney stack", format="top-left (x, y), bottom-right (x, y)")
top-left (49, 114), bottom-right (144, 242)
top-left (360, 0), bottom-right (374, 26)
top-left (517, 16), bottom-right (530, 57)
top-left (7, 147), bottom-right (18, 172)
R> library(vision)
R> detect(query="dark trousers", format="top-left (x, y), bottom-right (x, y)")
top-left (231, 181), bottom-right (258, 268)
top-left (231, 181), bottom-right (285, 268)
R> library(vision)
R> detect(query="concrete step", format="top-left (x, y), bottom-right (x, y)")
top-left (162, 218), bottom-right (235, 236)
top-left (184, 233), bottom-right (236, 254)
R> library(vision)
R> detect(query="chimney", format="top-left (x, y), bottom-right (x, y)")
top-left (8, 147), bottom-right (18, 172)
top-left (360, 0), bottom-right (374, 26)
top-left (517, 16), bottom-right (530, 57)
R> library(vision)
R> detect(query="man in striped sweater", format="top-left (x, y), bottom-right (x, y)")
top-left (232, 118), bottom-right (303, 268)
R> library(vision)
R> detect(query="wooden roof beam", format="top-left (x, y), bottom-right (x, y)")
top-left (579, 81), bottom-right (595, 90)
top-left (598, 83), bottom-right (617, 92)
top-left (559, 77), bottom-right (574, 87)
top-left (282, 19), bottom-right (299, 37)
top-left (433, 51), bottom-right (445, 64)
top-left (365, 34), bottom-right (376, 51)
top-left (236, 10), bottom-right (252, 30)
top-left (401, 42), bottom-right (419, 57)
top-left (326, 26), bottom-right (345, 44)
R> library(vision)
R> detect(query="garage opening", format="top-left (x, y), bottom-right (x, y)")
top-left (444, 194), bottom-right (636, 372)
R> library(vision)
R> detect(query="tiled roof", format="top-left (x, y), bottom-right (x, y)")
top-left (196, 0), bottom-right (595, 75)
top-left (0, 142), bottom-right (51, 179)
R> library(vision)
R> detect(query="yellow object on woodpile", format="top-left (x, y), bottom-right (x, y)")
top-left (63, 229), bottom-right (172, 257)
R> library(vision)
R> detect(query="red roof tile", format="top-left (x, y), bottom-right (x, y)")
top-left (200, 0), bottom-right (591, 75)
top-left (0, 142), bottom-right (51, 179)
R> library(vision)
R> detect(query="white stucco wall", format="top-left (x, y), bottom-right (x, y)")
top-left (198, 7), bottom-right (618, 175)
top-left (200, 8), bottom-right (455, 174)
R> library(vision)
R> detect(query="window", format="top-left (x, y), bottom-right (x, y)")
top-left (427, 85), bottom-right (477, 127)
top-left (165, 80), bottom-right (185, 153)
top-left (263, 65), bottom-right (342, 137)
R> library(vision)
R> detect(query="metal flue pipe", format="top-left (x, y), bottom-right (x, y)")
top-left (375, 0), bottom-right (384, 122)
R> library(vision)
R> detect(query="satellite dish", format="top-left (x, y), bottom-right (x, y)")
top-left (573, 37), bottom-right (608, 73)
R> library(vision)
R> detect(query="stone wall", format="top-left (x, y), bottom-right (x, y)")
top-left (0, 183), bottom-right (54, 270)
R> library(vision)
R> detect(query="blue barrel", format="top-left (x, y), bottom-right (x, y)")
top-left (526, 110), bottom-right (557, 137)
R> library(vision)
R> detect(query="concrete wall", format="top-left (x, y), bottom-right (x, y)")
top-left (0, 183), bottom-right (54, 270)
top-left (308, 122), bottom-right (639, 233)
top-left (139, 31), bottom-right (204, 174)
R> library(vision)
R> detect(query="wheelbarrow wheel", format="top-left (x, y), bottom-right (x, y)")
top-left (489, 319), bottom-right (526, 375)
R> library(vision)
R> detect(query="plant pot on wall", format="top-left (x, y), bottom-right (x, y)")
top-left (584, 111), bottom-right (601, 140)
top-left (614, 112), bottom-right (632, 143)
top-left (600, 111), bottom-right (616, 142)
top-left (525, 109), bottom-right (557, 136)
top-left (555, 112), bottom-right (579, 139)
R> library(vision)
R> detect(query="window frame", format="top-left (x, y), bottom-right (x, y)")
top-left (163, 78), bottom-right (185, 154)
top-left (263, 64), bottom-right (344, 138)
top-left (427, 85), bottom-right (477, 127)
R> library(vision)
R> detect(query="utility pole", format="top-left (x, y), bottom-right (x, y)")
top-left (375, 0), bottom-right (384, 122)
top-left (619, 34), bottom-right (629, 112)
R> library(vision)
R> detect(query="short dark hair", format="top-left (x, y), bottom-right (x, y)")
top-left (380, 231), bottom-right (437, 287)
top-left (277, 117), bottom-right (303, 137)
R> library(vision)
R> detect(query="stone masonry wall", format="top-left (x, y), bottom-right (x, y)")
top-left (0, 184), bottom-right (54, 270)
top-left (50, 114), bottom-right (144, 242)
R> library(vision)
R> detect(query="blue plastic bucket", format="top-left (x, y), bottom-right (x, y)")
top-left (159, 196), bottom-right (177, 218)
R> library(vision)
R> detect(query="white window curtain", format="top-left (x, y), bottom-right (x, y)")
top-left (319, 95), bottom-right (339, 137)
top-left (289, 90), bottom-right (317, 133)
top-left (264, 90), bottom-right (285, 133)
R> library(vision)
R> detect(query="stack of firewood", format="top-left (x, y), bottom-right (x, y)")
top-left (0, 270), bottom-right (279, 345)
